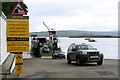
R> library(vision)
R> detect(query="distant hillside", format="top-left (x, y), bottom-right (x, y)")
top-left (30, 30), bottom-right (119, 38)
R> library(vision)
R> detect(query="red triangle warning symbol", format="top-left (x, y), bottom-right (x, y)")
top-left (10, 2), bottom-right (27, 16)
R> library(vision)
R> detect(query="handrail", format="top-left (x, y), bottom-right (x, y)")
top-left (2, 54), bottom-right (15, 75)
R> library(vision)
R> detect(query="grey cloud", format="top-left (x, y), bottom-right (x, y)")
top-left (29, 2), bottom-right (91, 17)
top-left (25, 0), bottom-right (117, 32)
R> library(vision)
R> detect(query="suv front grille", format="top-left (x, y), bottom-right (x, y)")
top-left (87, 52), bottom-right (99, 55)
top-left (87, 52), bottom-right (100, 61)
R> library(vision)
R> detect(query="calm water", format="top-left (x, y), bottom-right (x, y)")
top-left (23, 37), bottom-right (119, 59)
top-left (58, 37), bottom-right (118, 59)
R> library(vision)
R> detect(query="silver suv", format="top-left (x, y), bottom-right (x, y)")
top-left (67, 43), bottom-right (103, 65)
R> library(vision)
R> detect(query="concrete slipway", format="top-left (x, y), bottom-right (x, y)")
top-left (2, 58), bottom-right (119, 80)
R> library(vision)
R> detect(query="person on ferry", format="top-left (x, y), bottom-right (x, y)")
top-left (31, 37), bottom-right (38, 56)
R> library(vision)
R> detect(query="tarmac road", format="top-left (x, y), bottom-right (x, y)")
top-left (6, 58), bottom-right (119, 80)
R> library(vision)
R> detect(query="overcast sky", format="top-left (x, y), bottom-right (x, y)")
top-left (24, 0), bottom-right (119, 32)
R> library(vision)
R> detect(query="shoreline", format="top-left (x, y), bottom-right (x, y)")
top-left (69, 36), bottom-right (120, 38)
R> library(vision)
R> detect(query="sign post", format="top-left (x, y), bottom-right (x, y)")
top-left (7, 2), bottom-right (28, 76)
top-left (15, 52), bottom-right (23, 74)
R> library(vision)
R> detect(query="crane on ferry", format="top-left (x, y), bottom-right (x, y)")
top-left (43, 22), bottom-right (65, 59)
top-left (43, 22), bottom-right (54, 31)
top-left (43, 22), bottom-right (58, 53)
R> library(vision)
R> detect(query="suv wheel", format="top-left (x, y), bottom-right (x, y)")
top-left (67, 57), bottom-right (71, 64)
top-left (97, 59), bottom-right (103, 65)
top-left (76, 57), bottom-right (81, 66)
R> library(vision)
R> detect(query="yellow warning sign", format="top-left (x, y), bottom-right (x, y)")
top-left (15, 54), bottom-right (23, 63)
top-left (7, 41), bottom-right (29, 52)
top-left (6, 16), bottom-right (29, 52)
top-left (6, 19), bottom-right (29, 37)
top-left (15, 64), bottom-right (23, 74)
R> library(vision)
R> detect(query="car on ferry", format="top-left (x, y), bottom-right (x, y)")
top-left (42, 45), bottom-right (50, 53)
top-left (67, 43), bottom-right (103, 65)
top-left (52, 50), bottom-right (65, 59)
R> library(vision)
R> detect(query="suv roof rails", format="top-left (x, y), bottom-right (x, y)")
top-left (71, 43), bottom-right (75, 45)
top-left (82, 43), bottom-right (85, 44)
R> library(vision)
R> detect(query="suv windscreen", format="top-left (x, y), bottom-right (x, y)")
top-left (76, 45), bottom-right (96, 50)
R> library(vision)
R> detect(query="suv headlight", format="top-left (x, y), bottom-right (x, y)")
top-left (82, 52), bottom-right (87, 54)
